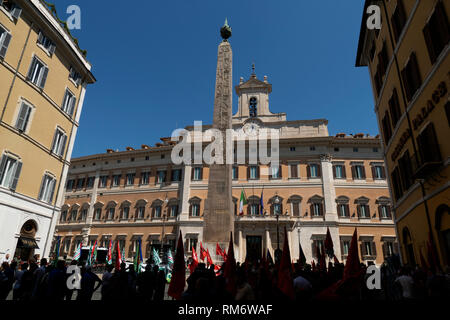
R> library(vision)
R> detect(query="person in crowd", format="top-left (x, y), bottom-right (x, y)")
top-left (394, 267), bottom-right (415, 300)
top-left (235, 268), bottom-right (255, 300)
top-left (0, 262), bottom-right (13, 300)
top-left (77, 265), bottom-right (102, 301)
top-left (101, 264), bottom-right (114, 301)
top-left (153, 269), bottom-right (167, 301)
top-left (136, 263), bottom-right (155, 302)
top-left (12, 262), bottom-right (27, 300)
top-left (31, 258), bottom-right (48, 300)
top-left (47, 260), bottom-right (66, 300)
top-left (293, 269), bottom-right (313, 301)
top-left (19, 261), bottom-right (37, 300)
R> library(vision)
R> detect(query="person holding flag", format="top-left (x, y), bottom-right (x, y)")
top-left (189, 246), bottom-right (199, 274)
top-left (239, 188), bottom-right (247, 215)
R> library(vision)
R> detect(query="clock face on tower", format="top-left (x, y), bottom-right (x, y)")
top-left (243, 121), bottom-right (260, 136)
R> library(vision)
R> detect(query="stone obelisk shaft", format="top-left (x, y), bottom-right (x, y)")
top-left (202, 41), bottom-right (233, 244)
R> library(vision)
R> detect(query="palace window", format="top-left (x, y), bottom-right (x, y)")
top-left (382, 111), bottom-right (393, 143)
top-left (70, 209), bottom-right (77, 222)
top-left (416, 123), bottom-right (441, 166)
top-left (81, 209), bottom-right (87, 221)
top-left (389, 89), bottom-right (402, 128)
top-left (69, 66), bottom-right (81, 86)
top-left (86, 177), bottom-right (95, 189)
top-left (153, 205), bottom-right (161, 218)
top-left (171, 169), bottom-right (182, 182)
top-left (27, 56), bottom-right (48, 89)
top-left (290, 164), bottom-right (298, 178)
top-left (0, 154), bottom-right (22, 191)
top-left (248, 166), bottom-right (259, 180)
top-left (94, 208), bottom-right (101, 220)
top-left (356, 197), bottom-right (371, 218)
top-left (352, 164), bottom-right (366, 180)
top-left (60, 210), bottom-right (67, 222)
top-left (270, 166), bottom-right (281, 179)
top-left (61, 89), bottom-right (76, 117)
top-left (361, 239), bottom-right (376, 258)
top-left (379, 205), bottom-right (391, 219)
top-left (336, 196), bottom-right (350, 218)
top-left (38, 174), bottom-right (56, 203)
top-left (76, 178), bottom-right (85, 190)
top-left (122, 206), bottom-right (129, 220)
top-left (137, 206), bottom-right (145, 219)
top-left (0, 1), bottom-right (22, 20)
top-left (192, 167), bottom-right (202, 181)
top-left (333, 164), bottom-right (346, 179)
top-left (107, 207), bottom-right (115, 220)
top-left (141, 171), bottom-right (149, 185)
top-left (308, 164), bottom-right (320, 178)
top-left (157, 170), bottom-right (166, 184)
top-left (99, 175), bottom-right (107, 188)
top-left (169, 205), bottom-right (178, 217)
top-left (126, 173), bottom-right (135, 186)
top-left (372, 164), bottom-right (386, 180)
top-left (249, 97), bottom-right (257, 117)
top-left (112, 175), bottom-right (120, 187)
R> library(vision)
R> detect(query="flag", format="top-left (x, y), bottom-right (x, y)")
top-left (134, 239), bottom-right (143, 273)
top-left (189, 246), bottom-right (199, 274)
top-left (324, 227), bottom-right (334, 258)
top-left (223, 249), bottom-right (227, 262)
top-left (91, 240), bottom-right (98, 264)
top-left (343, 228), bottom-right (361, 280)
top-left (73, 242), bottom-right (81, 261)
top-left (206, 248), bottom-right (213, 266)
top-left (277, 227), bottom-right (294, 299)
top-left (216, 243), bottom-right (223, 257)
top-left (298, 243), bottom-right (306, 267)
top-left (223, 232), bottom-right (236, 295)
top-left (167, 248), bottom-right (174, 267)
top-left (152, 248), bottom-right (161, 266)
top-left (115, 240), bottom-right (122, 271)
top-left (199, 242), bottom-right (206, 261)
top-left (53, 236), bottom-right (61, 266)
top-left (239, 188), bottom-right (247, 215)
top-left (267, 249), bottom-right (274, 265)
top-left (260, 188), bottom-right (264, 215)
top-left (107, 240), bottom-right (113, 265)
top-left (168, 231), bottom-right (186, 300)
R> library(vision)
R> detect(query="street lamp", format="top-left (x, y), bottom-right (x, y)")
top-left (274, 195), bottom-right (282, 263)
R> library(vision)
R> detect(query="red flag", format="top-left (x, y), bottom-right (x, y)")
top-left (298, 243), bottom-right (306, 268)
top-left (199, 242), bottom-right (206, 261)
top-left (216, 243), bottom-right (223, 257)
top-left (189, 246), bottom-right (199, 274)
top-left (343, 228), bottom-right (361, 280)
top-left (277, 227), bottom-right (294, 299)
top-left (223, 249), bottom-right (227, 262)
top-left (114, 240), bottom-right (121, 271)
top-left (168, 231), bottom-right (186, 300)
top-left (324, 227), bottom-right (334, 258)
top-left (206, 248), bottom-right (213, 266)
top-left (223, 232), bottom-right (236, 295)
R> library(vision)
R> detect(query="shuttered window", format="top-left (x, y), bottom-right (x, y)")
top-left (352, 165), bottom-right (366, 180)
top-left (388, 89), bottom-right (402, 128)
top-left (61, 89), bottom-right (76, 117)
top-left (122, 207), bottom-right (129, 219)
top-left (38, 174), bottom-right (56, 203)
top-left (0, 155), bottom-right (22, 191)
top-left (333, 164), bottom-right (346, 179)
top-left (290, 164), bottom-right (298, 178)
top-left (416, 122), bottom-right (441, 164)
top-left (0, 25), bottom-right (12, 59)
top-left (69, 66), bottom-right (82, 86)
top-left (15, 102), bottom-right (32, 132)
top-left (37, 30), bottom-right (56, 55)
top-left (27, 56), bottom-right (49, 89)
top-left (391, 0), bottom-right (407, 43)
top-left (51, 128), bottom-right (67, 157)
top-left (401, 52), bottom-right (422, 102)
top-left (423, 1), bottom-right (449, 64)
top-left (381, 111), bottom-right (392, 143)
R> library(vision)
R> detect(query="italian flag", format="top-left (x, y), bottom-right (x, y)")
top-left (239, 189), bottom-right (247, 215)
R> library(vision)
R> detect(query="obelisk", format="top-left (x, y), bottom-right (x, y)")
top-left (202, 20), bottom-right (234, 248)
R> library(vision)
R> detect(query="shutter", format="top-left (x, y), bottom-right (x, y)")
top-left (27, 57), bottom-right (37, 80)
top-left (306, 165), bottom-right (311, 178)
top-left (199, 167), bottom-right (203, 180)
top-left (15, 103), bottom-right (29, 131)
top-left (50, 131), bottom-right (58, 154)
top-left (270, 204), bottom-right (274, 215)
top-left (291, 164), bottom-right (298, 178)
top-left (393, 242), bottom-right (399, 254)
top-left (48, 43), bottom-right (56, 55)
top-left (60, 135), bottom-right (67, 157)
top-left (309, 204), bottom-right (313, 216)
top-left (319, 203), bottom-right (323, 216)
top-left (342, 165), bottom-right (347, 178)
top-left (387, 206), bottom-right (392, 218)
top-left (247, 166), bottom-right (250, 180)
top-left (401, 66), bottom-right (411, 101)
top-left (357, 205), bottom-right (361, 217)
top-left (0, 155), bottom-right (8, 182)
top-left (423, 24), bottom-right (437, 64)
top-left (382, 242), bottom-right (387, 258)
top-left (191, 167), bottom-right (194, 180)
top-left (345, 204), bottom-right (350, 217)
top-left (11, 4), bottom-right (22, 20)
top-left (188, 204), bottom-right (192, 217)
top-left (278, 165), bottom-right (282, 178)
top-left (280, 203), bottom-right (283, 214)
top-left (68, 96), bottom-right (76, 117)
top-left (361, 166), bottom-right (366, 179)
top-left (235, 166), bottom-right (239, 180)
top-left (10, 161), bottom-right (22, 191)
top-left (371, 242), bottom-right (377, 257)
top-left (37, 31), bottom-right (44, 44)
top-left (247, 205), bottom-right (250, 215)
top-left (371, 166), bottom-right (376, 179)
top-left (38, 176), bottom-right (45, 200)
top-left (293, 203), bottom-right (299, 216)
top-left (317, 164), bottom-right (321, 177)
top-left (378, 205), bottom-right (382, 218)
top-left (0, 32), bottom-right (11, 58)
top-left (257, 166), bottom-right (260, 179)
top-left (410, 52), bottom-right (421, 92)
top-left (360, 242), bottom-right (366, 257)
top-left (366, 205), bottom-right (370, 217)
top-left (39, 66), bottom-right (48, 89)
top-left (332, 165), bottom-right (336, 179)
top-left (436, 1), bottom-right (450, 46)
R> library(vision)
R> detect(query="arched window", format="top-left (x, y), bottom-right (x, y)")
top-left (355, 196), bottom-right (370, 218)
top-left (288, 195), bottom-right (302, 217)
top-left (136, 199), bottom-right (148, 219)
top-left (120, 200), bottom-right (131, 220)
top-left (249, 97), bottom-right (257, 117)
top-left (189, 197), bottom-right (201, 217)
top-left (336, 196), bottom-right (350, 218)
top-left (151, 199), bottom-right (163, 218)
top-left (247, 196), bottom-right (261, 216)
top-left (376, 197), bottom-right (392, 219)
top-left (308, 195), bottom-right (324, 217)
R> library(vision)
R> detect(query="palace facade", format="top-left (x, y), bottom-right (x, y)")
top-left (55, 70), bottom-right (396, 266)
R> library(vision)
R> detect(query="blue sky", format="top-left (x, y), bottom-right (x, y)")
top-left (53, 0), bottom-right (374, 158)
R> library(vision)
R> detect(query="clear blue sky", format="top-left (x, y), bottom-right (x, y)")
top-left (53, 0), bottom-right (374, 158)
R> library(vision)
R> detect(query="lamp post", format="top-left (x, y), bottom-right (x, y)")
top-left (274, 195), bottom-right (282, 263)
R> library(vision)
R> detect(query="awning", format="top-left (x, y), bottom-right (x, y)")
top-left (17, 237), bottom-right (39, 249)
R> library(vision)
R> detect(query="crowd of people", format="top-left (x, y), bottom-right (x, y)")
top-left (1, 254), bottom-right (449, 301)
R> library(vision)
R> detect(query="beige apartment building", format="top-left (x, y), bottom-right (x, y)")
top-left (356, 0), bottom-right (449, 269)
top-left (55, 70), bottom-right (396, 266)
top-left (0, 0), bottom-right (95, 261)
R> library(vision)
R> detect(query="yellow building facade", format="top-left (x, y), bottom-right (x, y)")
top-left (0, 0), bottom-right (95, 261)
top-left (356, 0), bottom-right (449, 269)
